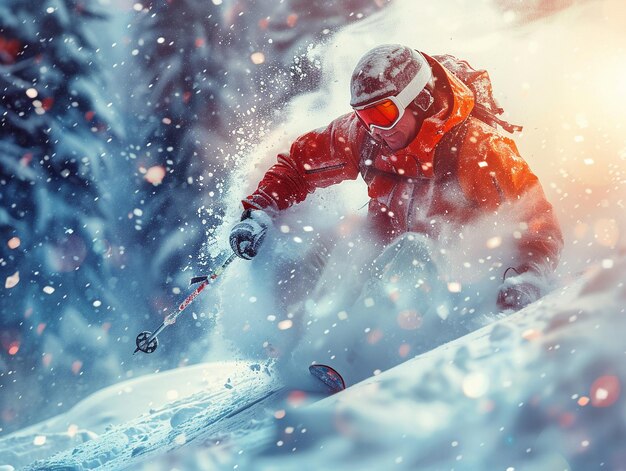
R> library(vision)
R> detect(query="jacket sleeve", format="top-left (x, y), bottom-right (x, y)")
top-left (242, 113), bottom-right (363, 211)
top-left (458, 125), bottom-right (564, 275)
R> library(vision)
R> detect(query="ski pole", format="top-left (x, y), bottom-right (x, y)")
top-left (133, 252), bottom-right (237, 355)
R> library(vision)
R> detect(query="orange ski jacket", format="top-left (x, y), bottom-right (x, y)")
top-left (243, 54), bottom-right (563, 274)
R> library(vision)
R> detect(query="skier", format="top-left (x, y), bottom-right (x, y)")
top-left (229, 44), bottom-right (563, 312)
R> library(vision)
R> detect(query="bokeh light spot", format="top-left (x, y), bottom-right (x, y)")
top-left (462, 372), bottom-right (490, 398)
top-left (591, 375), bottom-right (620, 407)
top-left (8, 341), bottom-right (20, 355)
top-left (7, 237), bottom-right (20, 249)
top-left (250, 52), bottom-right (265, 64)
top-left (144, 165), bottom-right (166, 185)
top-left (397, 310), bottom-right (422, 330)
top-left (5, 271), bottom-right (19, 289)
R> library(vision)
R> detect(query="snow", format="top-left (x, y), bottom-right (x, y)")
top-left (0, 361), bottom-right (278, 469)
top-left (2, 256), bottom-right (624, 470)
top-left (259, 259), bottom-right (626, 471)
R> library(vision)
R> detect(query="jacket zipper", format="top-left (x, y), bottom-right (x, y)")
top-left (304, 162), bottom-right (347, 175)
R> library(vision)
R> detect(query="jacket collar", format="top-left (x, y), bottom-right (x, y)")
top-left (395, 52), bottom-right (475, 178)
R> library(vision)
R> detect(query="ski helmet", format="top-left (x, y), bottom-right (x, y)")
top-left (350, 44), bottom-right (432, 108)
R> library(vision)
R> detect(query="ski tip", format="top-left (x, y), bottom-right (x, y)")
top-left (309, 364), bottom-right (346, 393)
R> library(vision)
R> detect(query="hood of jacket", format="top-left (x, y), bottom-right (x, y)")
top-left (391, 52), bottom-right (475, 178)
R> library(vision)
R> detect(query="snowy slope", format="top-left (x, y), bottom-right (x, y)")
top-left (255, 259), bottom-right (626, 471)
top-left (0, 361), bottom-right (279, 470)
top-left (2, 256), bottom-right (624, 470)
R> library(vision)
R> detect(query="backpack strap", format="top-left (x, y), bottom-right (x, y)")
top-left (471, 102), bottom-right (523, 134)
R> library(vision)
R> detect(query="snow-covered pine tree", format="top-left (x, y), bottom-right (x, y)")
top-left (0, 0), bottom-right (123, 433)
top-left (218, 0), bottom-right (392, 113)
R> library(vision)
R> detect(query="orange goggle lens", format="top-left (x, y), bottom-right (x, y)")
top-left (354, 99), bottom-right (400, 130)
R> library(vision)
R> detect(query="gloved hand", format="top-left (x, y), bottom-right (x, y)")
top-left (497, 270), bottom-right (544, 311)
top-left (229, 209), bottom-right (271, 260)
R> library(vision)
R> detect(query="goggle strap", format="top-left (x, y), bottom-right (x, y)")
top-left (395, 51), bottom-right (432, 109)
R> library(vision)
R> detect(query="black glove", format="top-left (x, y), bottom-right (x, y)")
top-left (229, 209), bottom-right (270, 260)
top-left (497, 270), bottom-right (544, 311)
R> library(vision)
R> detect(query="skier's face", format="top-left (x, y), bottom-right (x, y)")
top-left (370, 107), bottom-right (421, 151)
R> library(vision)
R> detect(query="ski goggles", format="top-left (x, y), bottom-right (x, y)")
top-left (353, 60), bottom-right (433, 133)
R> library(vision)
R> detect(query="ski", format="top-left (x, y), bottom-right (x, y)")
top-left (309, 364), bottom-right (346, 393)
top-left (133, 252), bottom-right (237, 355)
